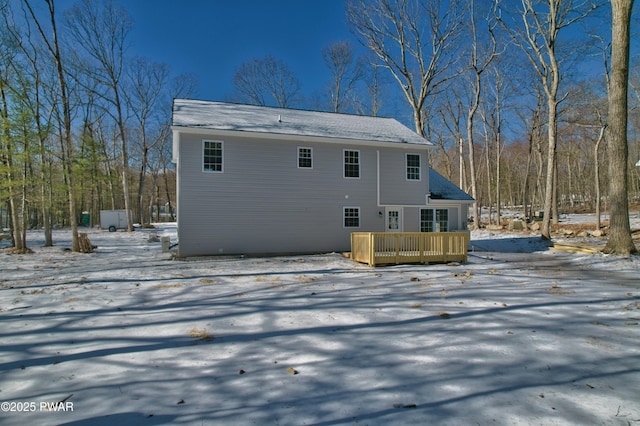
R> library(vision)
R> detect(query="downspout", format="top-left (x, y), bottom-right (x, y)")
top-left (172, 129), bottom-right (180, 254)
top-left (377, 150), bottom-right (381, 207)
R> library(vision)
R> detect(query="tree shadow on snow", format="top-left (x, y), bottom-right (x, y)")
top-left (59, 413), bottom-right (176, 426)
top-left (1, 249), bottom-right (639, 426)
top-left (469, 236), bottom-right (552, 253)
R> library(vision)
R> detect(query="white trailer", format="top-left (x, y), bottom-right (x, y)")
top-left (100, 209), bottom-right (132, 232)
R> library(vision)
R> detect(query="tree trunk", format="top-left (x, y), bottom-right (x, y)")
top-left (603, 0), bottom-right (637, 255)
top-left (522, 132), bottom-right (533, 221)
top-left (0, 70), bottom-right (26, 252)
top-left (163, 167), bottom-right (175, 221)
top-left (496, 128), bottom-right (501, 225)
top-left (552, 158), bottom-right (559, 224)
top-left (115, 93), bottom-right (133, 232)
top-left (541, 96), bottom-right (558, 240)
top-left (594, 126), bottom-right (605, 230)
top-left (468, 71), bottom-right (482, 229)
top-left (484, 129), bottom-right (493, 224)
top-left (25, 0), bottom-right (80, 251)
top-left (459, 137), bottom-right (465, 190)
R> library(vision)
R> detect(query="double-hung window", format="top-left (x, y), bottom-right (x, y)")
top-left (343, 207), bottom-right (360, 228)
top-left (420, 208), bottom-right (448, 232)
top-left (298, 147), bottom-right (313, 168)
top-left (203, 140), bottom-right (223, 172)
top-left (420, 209), bottom-right (434, 232)
top-left (406, 153), bottom-right (421, 180)
top-left (344, 150), bottom-right (360, 178)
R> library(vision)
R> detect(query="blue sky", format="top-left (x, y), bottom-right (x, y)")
top-left (123, 0), bottom-right (357, 102)
top-left (44, 0), bottom-right (636, 135)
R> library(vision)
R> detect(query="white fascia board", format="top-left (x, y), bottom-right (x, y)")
top-left (170, 126), bottom-right (434, 151)
top-left (172, 129), bottom-right (181, 163)
top-left (428, 199), bottom-right (475, 205)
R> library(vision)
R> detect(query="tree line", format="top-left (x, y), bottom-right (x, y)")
top-left (1, 0), bottom-right (637, 255)
top-left (1, 0), bottom-right (195, 252)
top-left (231, 0), bottom-right (638, 255)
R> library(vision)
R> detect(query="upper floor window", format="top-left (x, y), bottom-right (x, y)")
top-left (406, 153), bottom-right (420, 180)
top-left (344, 149), bottom-right (360, 178)
top-left (203, 140), bottom-right (223, 172)
top-left (298, 147), bottom-right (313, 168)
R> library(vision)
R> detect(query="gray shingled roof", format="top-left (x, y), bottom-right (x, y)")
top-left (172, 99), bottom-right (432, 146)
top-left (429, 169), bottom-right (474, 202)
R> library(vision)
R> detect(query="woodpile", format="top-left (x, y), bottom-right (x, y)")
top-left (78, 233), bottom-right (94, 253)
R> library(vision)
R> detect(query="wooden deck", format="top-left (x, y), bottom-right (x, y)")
top-left (350, 232), bottom-right (470, 266)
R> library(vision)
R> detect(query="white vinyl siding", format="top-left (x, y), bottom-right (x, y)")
top-left (203, 140), bottom-right (223, 172)
top-left (176, 131), bottom-right (436, 256)
top-left (378, 150), bottom-right (429, 205)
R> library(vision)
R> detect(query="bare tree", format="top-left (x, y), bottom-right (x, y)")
top-left (499, 0), bottom-right (601, 239)
top-left (438, 91), bottom-right (467, 188)
top-left (480, 65), bottom-right (508, 225)
top-left (126, 57), bottom-right (169, 224)
top-left (603, 0), bottom-right (637, 255)
top-left (363, 57), bottom-right (387, 116)
top-left (233, 55), bottom-right (302, 108)
top-left (0, 1), bottom-right (25, 252)
top-left (465, 0), bottom-right (500, 229)
top-left (322, 40), bottom-right (363, 113)
top-left (344, 51), bottom-right (390, 116)
top-left (514, 84), bottom-right (546, 221)
top-left (5, 1), bottom-right (60, 246)
top-left (347, 0), bottom-right (463, 136)
top-left (159, 72), bottom-right (196, 221)
top-left (23, 0), bottom-right (82, 251)
top-left (65, 0), bottom-right (134, 231)
top-left (0, 41), bottom-right (26, 252)
top-left (594, 124), bottom-right (606, 230)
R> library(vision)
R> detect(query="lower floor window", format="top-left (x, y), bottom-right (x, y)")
top-left (420, 208), bottom-right (448, 232)
top-left (344, 207), bottom-right (360, 228)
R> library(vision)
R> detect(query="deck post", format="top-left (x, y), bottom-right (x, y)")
top-left (443, 234), bottom-right (449, 262)
top-left (369, 232), bottom-right (375, 266)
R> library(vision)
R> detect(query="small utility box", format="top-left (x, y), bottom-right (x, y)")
top-left (100, 209), bottom-right (132, 232)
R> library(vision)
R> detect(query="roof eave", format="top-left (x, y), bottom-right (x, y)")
top-left (171, 125), bottom-right (435, 149)
top-left (428, 197), bottom-right (475, 204)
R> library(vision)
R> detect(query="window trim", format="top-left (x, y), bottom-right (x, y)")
top-left (202, 139), bottom-right (224, 173)
top-left (420, 208), bottom-right (449, 232)
top-left (406, 153), bottom-right (421, 181)
top-left (436, 208), bottom-right (449, 232)
top-left (343, 149), bottom-right (360, 179)
top-left (420, 209), bottom-right (434, 232)
top-left (298, 146), bottom-right (313, 169)
top-left (343, 206), bottom-right (361, 228)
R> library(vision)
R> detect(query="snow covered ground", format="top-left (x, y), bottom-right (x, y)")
top-left (0, 219), bottom-right (638, 426)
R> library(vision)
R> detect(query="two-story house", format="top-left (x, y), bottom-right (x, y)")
top-left (171, 99), bottom-right (473, 257)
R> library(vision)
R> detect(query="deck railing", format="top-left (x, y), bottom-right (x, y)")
top-left (350, 232), bottom-right (470, 266)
